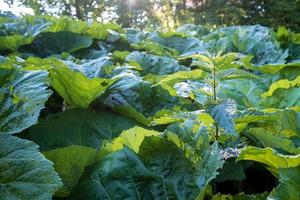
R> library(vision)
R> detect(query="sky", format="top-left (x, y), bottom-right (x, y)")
top-left (0, 0), bottom-right (34, 15)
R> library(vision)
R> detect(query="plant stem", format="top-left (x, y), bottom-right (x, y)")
top-left (213, 67), bottom-right (217, 101)
top-left (213, 63), bottom-right (219, 140)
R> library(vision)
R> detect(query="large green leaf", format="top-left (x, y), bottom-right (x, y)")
top-left (0, 134), bottom-right (62, 199)
top-left (49, 66), bottom-right (116, 108)
top-left (20, 31), bottom-right (93, 57)
top-left (237, 146), bottom-right (300, 173)
top-left (44, 16), bottom-right (88, 33)
top-left (248, 110), bottom-right (300, 136)
top-left (43, 145), bottom-right (97, 198)
top-left (85, 21), bottom-right (121, 40)
top-left (103, 74), bottom-right (181, 118)
top-left (219, 79), bottom-right (265, 109)
top-left (154, 69), bottom-right (206, 86)
top-left (236, 109), bottom-right (299, 144)
top-left (146, 31), bottom-right (205, 55)
top-left (71, 147), bottom-right (165, 200)
top-left (243, 62), bottom-right (300, 74)
top-left (0, 17), bottom-right (51, 51)
top-left (110, 105), bottom-right (152, 125)
top-left (262, 87), bottom-right (300, 108)
top-left (211, 100), bottom-right (237, 135)
top-left (138, 136), bottom-right (201, 199)
top-left (151, 110), bottom-right (215, 127)
top-left (216, 68), bottom-right (258, 80)
top-left (131, 40), bottom-right (178, 56)
top-left (18, 56), bottom-right (116, 108)
top-left (164, 121), bottom-right (224, 198)
top-left (99, 126), bottom-right (160, 156)
top-left (125, 51), bottom-right (188, 75)
top-left (234, 109), bottom-right (276, 124)
top-left (268, 166), bottom-right (300, 200)
top-left (45, 16), bottom-right (121, 39)
top-left (24, 109), bottom-right (138, 151)
top-left (72, 137), bottom-right (201, 200)
top-left (0, 68), bottom-right (52, 134)
top-left (64, 56), bottom-right (114, 79)
top-left (202, 25), bottom-right (287, 65)
top-left (181, 53), bottom-right (241, 71)
top-left (247, 128), bottom-right (300, 154)
top-left (176, 24), bottom-right (210, 38)
top-left (262, 75), bottom-right (300, 97)
top-left (152, 69), bottom-right (207, 96)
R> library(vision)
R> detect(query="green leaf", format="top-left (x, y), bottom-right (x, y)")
top-left (20, 31), bottom-right (93, 57)
top-left (262, 76), bottom-right (300, 97)
top-left (50, 66), bottom-right (116, 108)
top-left (111, 105), bottom-right (152, 125)
top-left (217, 68), bottom-right (258, 80)
top-left (211, 53), bottom-right (242, 70)
top-left (64, 56), bottom-right (114, 79)
top-left (234, 109), bottom-right (276, 124)
top-left (20, 57), bottom-right (116, 108)
top-left (152, 69), bottom-right (207, 96)
top-left (248, 128), bottom-right (300, 154)
top-left (131, 41), bottom-right (178, 56)
top-left (274, 110), bottom-right (300, 136)
top-left (243, 110), bottom-right (299, 137)
top-left (195, 141), bottom-right (225, 199)
top-left (151, 111), bottom-right (214, 127)
top-left (219, 79), bottom-right (265, 109)
top-left (71, 147), bottom-right (162, 200)
top-left (202, 25), bottom-right (287, 65)
top-left (0, 134), bottom-right (62, 199)
top-left (99, 126), bottom-right (160, 157)
top-left (43, 145), bottom-right (97, 198)
top-left (0, 18), bottom-right (51, 51)
top-left (73, 137), bottom-right (201, 200)
top-left (0, 35), bottom-right (27, 51)
top-left (44, 16), bottom-right (120, 39)
top-left (262, 87), bottom-right (300, 108)
top-left (0, 68), bottom-right (52, 134)
top-left (125, 51), bottom-right (188, 75)
top-left (243, 62), bottom-right (300, 74)
top-left (268, 166), bottom-right (300, 200)
top-left (176, 24), bottom-right (210, 38)
top-left (112, 50), bottom-right (130, 63)
top-left (154, 69), bottom-right (206, 86)
top-left (147, 31), bottom-right (205, 55)
top-left (45, 16), bottom-right (89, 33)
top-left (181, 53), bottom-right (241, 71)
top-left (164, 121), bottom-right (224, 198)
top-left (237, 146), bottom-right (300, 173)
top-left (24, 109), bottom-right (138, 151)
top-left (139, 136), bottom-right (201, 199)
top-left (103, 74), bottom-right (181, 118)
top-left (211, 100), bottom-right (237, 135)
top-left (85, 21), bottom-right (121, 40)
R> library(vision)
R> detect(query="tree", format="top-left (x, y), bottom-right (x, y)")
top-left (3, 0), bottom-right (300, 31)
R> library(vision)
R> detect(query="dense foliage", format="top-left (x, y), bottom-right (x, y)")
top-left (1, 14), bottom-right (300, 199)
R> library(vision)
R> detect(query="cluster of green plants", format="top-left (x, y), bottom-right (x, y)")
top-left (0, 14), bottom-right (300, 200)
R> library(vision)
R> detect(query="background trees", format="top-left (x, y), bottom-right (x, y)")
top-left (3, 0), bottom-right (300, 31)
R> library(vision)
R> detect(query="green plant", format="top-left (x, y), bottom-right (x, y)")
top-left (178, 52), bottom-right (258, 139)
top-left (0, 14), bottom-right (300, 200)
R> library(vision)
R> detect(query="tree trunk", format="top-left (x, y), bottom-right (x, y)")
top-left (75, 0), bottom-right (83, 20)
